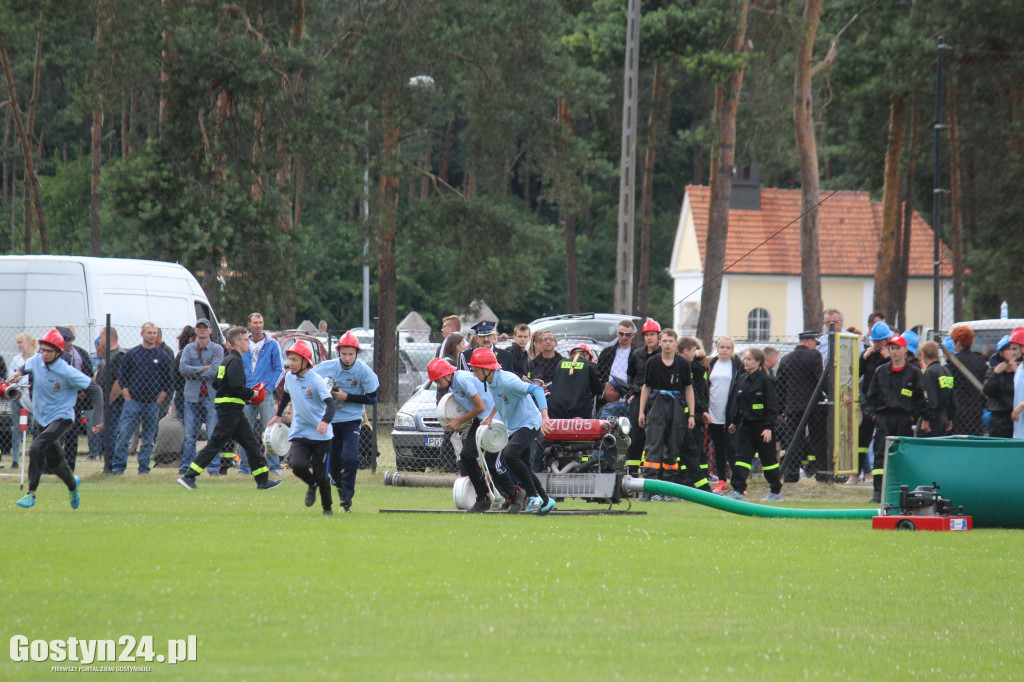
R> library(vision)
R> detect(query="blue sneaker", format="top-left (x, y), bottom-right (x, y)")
top-left (70, 476), bottom-right (81, 509)
top-left (16, 493), bottom-right (35, 508)
top-left (538, 497), bottom-right (556, 515)
top-left (523, 496), bottom-right (543, 513)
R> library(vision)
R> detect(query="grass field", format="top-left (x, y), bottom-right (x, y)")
top-left (3, 451), bottom-right (1023, 681)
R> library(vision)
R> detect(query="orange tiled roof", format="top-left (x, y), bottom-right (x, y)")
top-left (686, 185), bottom-right (953, 277)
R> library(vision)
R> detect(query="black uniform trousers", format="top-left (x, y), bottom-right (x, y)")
top-left (290, 437), bottom-right (333, 511)
top-left (186, 405), bottom-right (270, 485)
top-left (680, 423), bottom-right (710, 490)
top-left (28, 419), bottom-right (78, 492)
top-left (731, 421), bottom-right (782, 495)
top-left (460, 420), bottom-right (517, 501)
top-left (626, 395), bottom-right (645, 474)
top-left (857, 414), bottom-right (875, 476)
top-left (459, 421), bottom-right (488, 501)
top-left (707, 422), bottom-right (736, 482)
top-left (871, 411), bottom-right (914, 494)
top-left (498, 427), bottom-right (548, 503)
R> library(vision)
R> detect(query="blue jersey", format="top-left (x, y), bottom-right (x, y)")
top-left (283, 369), bottom-right (333, 441)
top-left (486, 369), bottom-right (547, 434)
top-left (313, 359), bottom-right (379, 423)
top-left (24, 354), bottom-right (92, 426)
top-left (448, 370), bottom-right (494, 416)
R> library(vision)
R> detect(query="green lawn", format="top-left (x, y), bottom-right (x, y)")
top-left (2, 460), bottom-right (1022, 680)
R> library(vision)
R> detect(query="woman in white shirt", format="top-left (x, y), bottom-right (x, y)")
top-left (6, 332), bottom-right (37, 469)
top-left (706, 337), bottom-right (742, 494)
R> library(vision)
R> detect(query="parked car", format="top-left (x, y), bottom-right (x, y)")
top-left (528, 313), bottom-right (644, 347)
top-left (391, 340), bottom-right (587, 472)
top-left (391, 383), bottom-right (456, 472)
top-left (941, 319), bottom-right (1024, 358)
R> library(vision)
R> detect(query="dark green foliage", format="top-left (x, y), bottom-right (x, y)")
top-left (2, 0), bottom-right (1023, 332)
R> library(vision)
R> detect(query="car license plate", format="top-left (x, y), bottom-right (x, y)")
top-left (425, 436), bottom-right (443, 447)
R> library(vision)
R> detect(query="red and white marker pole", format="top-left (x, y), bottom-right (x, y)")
top-left (19, 407), bottom-right (28, 489)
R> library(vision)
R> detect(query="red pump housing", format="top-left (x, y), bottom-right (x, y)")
top-left (544, 418), bottom-right (610, 442)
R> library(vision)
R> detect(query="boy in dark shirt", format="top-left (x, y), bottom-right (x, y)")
top-left (638, 330), bottom-right (704, 489)
top-left (177, 327), bottom-right (282, 492)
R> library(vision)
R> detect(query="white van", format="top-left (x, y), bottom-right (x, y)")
top-left (0, 255), bottom-right (223, 360)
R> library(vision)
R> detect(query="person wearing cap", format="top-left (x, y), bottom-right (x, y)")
top-left (856, 320), bottom-right (892, 481)
top-left (776, 331), bottom-right (826, 483)
top-left (863, 334), bottom-right (925, 503)
top-left (178, 318), bottom-right (225, 476)
top-left (1008, 329), bottom-right (1024, 439)
top-left (176, 326), bottom-right (281, 492)
top-left (548, 343), bottom-right (604, 421)
top-left (113, 322), bottom-right (173, 475)
top-left (268, 340), bottom-right (335, 514)
top-left (919, 341), bottom-right (956, 438)
top-left (313, 331), bottom-right (379, 512)
top-left (948, 325), bottom-right (988, 436)
top-left (54, 326), bottom-right (93, 472)
top-left (240, 312), bottom-right (284, 475)
top-left (427, 358), bottom-right (518, 513)
top-left (983, 334), bottom-right (1020, 438)
top-left (459, 321), bottom-right (514, 373)
top-left (10, 328), bottom-right (104, 509)
top-left (469, 347), bottom-right (555, 514)
top-left (902, 330), bottom-right (921, 369)
top-left (638, 330), bottom-right (706, 492)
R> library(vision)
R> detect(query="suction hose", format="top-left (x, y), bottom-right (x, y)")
top-left (622, 476), bottom-right (877, 520)
top-left (383, 470), bottom-right (458, 488)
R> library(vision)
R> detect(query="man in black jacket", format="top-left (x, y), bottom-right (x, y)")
top-left (777, 331), bottom-right (826, 482)
top-left (177, 327), bottom-right (281, 491)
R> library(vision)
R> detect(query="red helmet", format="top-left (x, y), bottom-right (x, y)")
top-left (468, 347), bottom-right (501, 371)
top-left (570, 343), bottom-right (594, 362)
top-left (1010, 327), bottom-right (1024, 347)
top-left (641, 318), bottom-right (661, 334)
top-left (887, 334), bottom-right (908, 348)
top-left (287, 340), bottom-right (313, 364)
top-left (427, 357), bottom-right (457, 382)
top-left (336, 331), bottom-right (361, 351)
top-left (40, 328), bottom-right (66, 352)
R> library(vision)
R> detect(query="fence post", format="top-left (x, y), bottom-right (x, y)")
top-left (371, 317), bottom-right (379, 474)
top-left (103, 314), bottom-right (112, 474)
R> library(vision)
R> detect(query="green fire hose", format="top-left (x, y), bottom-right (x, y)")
top-left (623, 476), bottom-right (877, 520)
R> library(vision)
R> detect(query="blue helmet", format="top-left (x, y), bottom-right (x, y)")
top-left (996, 335), bottom-right (1011, 353)
top-left (869, 321), bottom-right (892, 341)
top-left (902, 330), bottom-right (919, 355)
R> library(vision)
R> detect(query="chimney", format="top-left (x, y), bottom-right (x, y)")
top-left (730, 158), bottom-right (761, 210)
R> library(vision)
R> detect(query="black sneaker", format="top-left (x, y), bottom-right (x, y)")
top-left (341, 500), bottom-right (352, 512)
top-left (323, 509), bottom-right (333, 516)
top-left (467, 499), bottom-right (491, 514)
top-left (257, 479), bottom-right (283, 491)
top-left (304, 485), bottom-right (317, 507)
top-left (177, 476), bottom-right (197, 490)
top-left (869, 491), bottom-right (881, 504)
